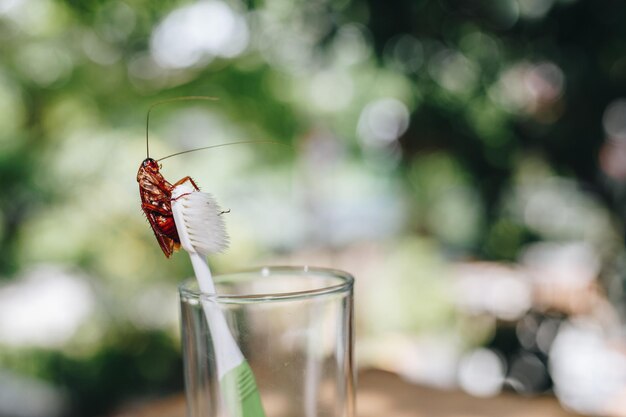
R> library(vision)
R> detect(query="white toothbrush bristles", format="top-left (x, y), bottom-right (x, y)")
top-left (173, 186), bottom-right (229, 257)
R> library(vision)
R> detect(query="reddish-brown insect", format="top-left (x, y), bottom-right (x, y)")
top-left (137, 97), bottom-right (211, 257)
top-left (137, 157), bottom-right (200, 257)
top-left (138, 96), bottom-right (280, 257)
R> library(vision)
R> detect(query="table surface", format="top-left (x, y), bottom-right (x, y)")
top-left (109, 369), bottom-right (584, 417)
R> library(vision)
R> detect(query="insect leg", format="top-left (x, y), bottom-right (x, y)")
top-left (171, 192), bottom-right (192, 202)
top-left (172, 176), bottom-right (200, 191)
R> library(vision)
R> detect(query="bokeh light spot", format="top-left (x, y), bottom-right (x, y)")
top-left (603, 99), bottom-right (626, 140)
top-left (517, 0), bottom-right (555, 19)
top-left (384, 34), bottom-right (423, 74)
top-left (14, 42), bottom-right (73, 87)
top-left (0, 265), bottom-right (95, 348)
top-left (357, 98), bottom-right (410, 147)
top-left (150, 0), bottom-right (249, 69)
top-left (428, 49), bottom-right (478, 94)
top-left (458, 348), bottom-right (506, 397)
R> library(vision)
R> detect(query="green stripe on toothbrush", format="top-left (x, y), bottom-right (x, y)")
top-left (221, 361), bottom-right (266, 417)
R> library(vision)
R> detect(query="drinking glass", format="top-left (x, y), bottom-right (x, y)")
top-left (179, 266), bottom-right (355, 417)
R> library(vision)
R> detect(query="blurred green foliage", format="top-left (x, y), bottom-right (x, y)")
top-left (1, 0), bottom-right (626, 415)
top-left (1, 329), bottom-right (181, 414)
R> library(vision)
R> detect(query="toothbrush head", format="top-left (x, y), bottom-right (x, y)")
top-left (171, 184), bottom-right (230, 257)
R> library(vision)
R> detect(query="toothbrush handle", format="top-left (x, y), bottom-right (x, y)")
top-left (201, 298), bottom-right (244, 378)
top-left (188, 252), bottom-right (266, 416)
top-left (188, 253), bottom-right (244, 377)
top-left (189, 252), bottom-right (215, 294)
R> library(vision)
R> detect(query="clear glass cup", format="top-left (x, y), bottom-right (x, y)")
top-left (179, 266), bottom-right (355, 417)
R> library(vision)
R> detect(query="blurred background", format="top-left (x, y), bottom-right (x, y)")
top-left (1, 0), bottom-right (626, 416)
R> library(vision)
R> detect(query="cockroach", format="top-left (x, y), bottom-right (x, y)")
top-left (137, 96), bottom-right (280, 257)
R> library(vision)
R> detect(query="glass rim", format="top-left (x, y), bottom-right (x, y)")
top-left (178, 265), bottom-right (354, 303)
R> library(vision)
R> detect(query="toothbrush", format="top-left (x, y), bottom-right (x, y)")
top-left (171, 184), bottom-right (266, 417)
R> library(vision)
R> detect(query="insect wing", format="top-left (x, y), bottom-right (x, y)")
top-left (143, 208), bottom-right (176, 257)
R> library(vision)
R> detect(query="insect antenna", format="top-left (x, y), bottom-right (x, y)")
top-left (146, 96), bottom-right (219, 159)
top-left (157, 140), bottom-right (288, 162)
